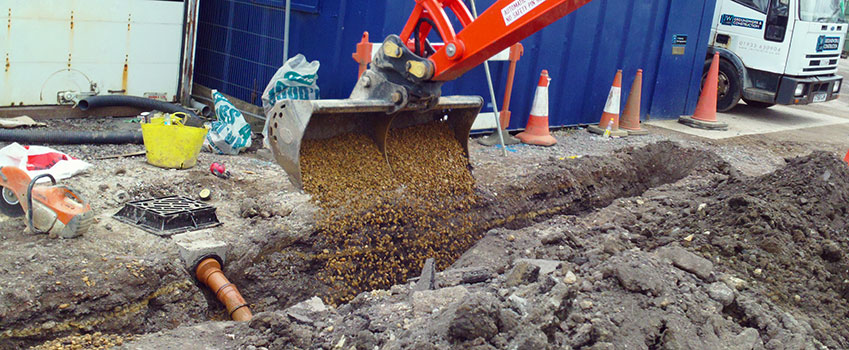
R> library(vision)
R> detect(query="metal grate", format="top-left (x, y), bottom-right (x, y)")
top-left (113, 196), bottom-right (221, 236)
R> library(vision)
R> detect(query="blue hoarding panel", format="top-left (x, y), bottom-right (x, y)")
top-left (195, 0), bottom-right (716, 129)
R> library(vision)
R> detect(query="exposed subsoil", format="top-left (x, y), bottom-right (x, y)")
top-left (123, 144), bottom-right (849, 350)
top-left (0, 117), bottom-right (847, 349)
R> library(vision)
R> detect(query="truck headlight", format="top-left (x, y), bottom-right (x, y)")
top-left (834, 80), bottom-right (841, 94)
top-left (795, 83), bottom-right (805, 97)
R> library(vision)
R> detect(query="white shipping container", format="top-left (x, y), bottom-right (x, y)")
top-left (0, 0), bottom-right (185, 106)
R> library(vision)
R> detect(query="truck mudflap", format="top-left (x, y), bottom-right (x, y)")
top-left (265, 96), bottom-right (483, 189)
top-left (776, 75), bottom-right (843, 105)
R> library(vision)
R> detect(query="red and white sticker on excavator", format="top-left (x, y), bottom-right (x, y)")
top-left (501, 0), bottom-right (545, 26)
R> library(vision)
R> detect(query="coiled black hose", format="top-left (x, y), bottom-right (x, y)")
top-left (0, 129), bottom-right (143, 144)
top-left (78, 95), bottom-right (204, 127)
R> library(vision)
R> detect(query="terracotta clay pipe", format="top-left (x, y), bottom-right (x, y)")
top-left (195, 258), bottom-right (253, 321)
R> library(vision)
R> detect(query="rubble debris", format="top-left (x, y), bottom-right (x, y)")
top-left (95, 150), bottom-right (146, 160)
top-left (656, 245), bottom-right (715, 280)
top-left (504, 261), bottom-right (540, 287)
top-left (199, 188), bottom-right (212, 201)
top-left (0, 115), bottom-right (46, 129)
top-left (7, 140), bottom-right (849, 349)
top-left (413, 258), bottom-right (437, 291)
top-left (210, 162), bottom-right (231, 179)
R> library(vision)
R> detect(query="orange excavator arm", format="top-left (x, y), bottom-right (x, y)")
top-left (349, 0), bottom-right (593, 112)
top-left (397, 0), bottom-right (593, 81)
top-left (266, 0), bottom-right (594, 189)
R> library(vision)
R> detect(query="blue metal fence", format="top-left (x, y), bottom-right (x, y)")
top-left (195, 0), bottom-right (717, 129)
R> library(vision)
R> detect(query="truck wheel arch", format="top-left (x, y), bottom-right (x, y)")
top-left (704, 48), bottom-right (746, 112)
top-left (707, 48), bottom-right (749, 87)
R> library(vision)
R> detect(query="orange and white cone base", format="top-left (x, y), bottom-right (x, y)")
top-left (620, 69), bottom-right (649, 136)
top-left (589, 70), bottom-right (628, 137)
top-left (517, 70), bottom-right (557, 147)
top-left (679, 52), bottom-right (728, 131)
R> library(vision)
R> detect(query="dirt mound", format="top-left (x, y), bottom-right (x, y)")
top-left (19, 142), bottom-right (848, 349)
top-left (206, 149), bottom-right (848, 349)
top-left (581, 150), bottom-right (849, 348)
top-left (705, 152), bottom-right (849, 347)
top-left (236, 141), bottom-right (725, 308)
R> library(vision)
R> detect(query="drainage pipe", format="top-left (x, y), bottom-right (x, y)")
top-left (0, 129), bottom-right (143, 144)
top-left (190, 99), bottom-right (212, 117)
top-left (195, 258), bottom-right (253, 321)
top-left (78, 95), bottom-right (203, 127)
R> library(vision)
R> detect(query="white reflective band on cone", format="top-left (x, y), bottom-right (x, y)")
top-left (603, 86), bottom-right (621, 114)
top-left (530, 86), bottom-right (549, 117)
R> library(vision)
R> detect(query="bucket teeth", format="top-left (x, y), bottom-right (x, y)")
top-left (266, 96), bottom-right (483, 190)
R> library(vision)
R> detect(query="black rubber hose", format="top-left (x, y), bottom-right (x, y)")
top-left (0, 129), bottom-right (143, 144)
top-left (78, 95), bottom-right (204, 127)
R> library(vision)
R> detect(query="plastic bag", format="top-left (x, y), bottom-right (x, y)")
top-left (261, 54), bottom-right (320, 148)
top-left (204, 90), bottom-right (253, 155)
top-left (0, 143), bottom-right (91, 181)
top-left (262, 54), bottom-right (321, 114)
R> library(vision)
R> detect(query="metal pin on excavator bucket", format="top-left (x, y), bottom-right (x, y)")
top-left (266, 35), bottom-right (483, 189)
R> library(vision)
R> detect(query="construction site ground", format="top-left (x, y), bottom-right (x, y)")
top-left (1, 65), bottom-right (849, 350)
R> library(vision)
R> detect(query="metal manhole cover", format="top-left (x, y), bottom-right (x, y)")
top-left (113, 196), bottom-right (221, 236)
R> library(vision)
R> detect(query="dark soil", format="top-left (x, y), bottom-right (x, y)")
top-left (4, 129), bottom-right (848, 350)
top-left (123, 146), bottom-right (849, 350)
top-left (234, 141), bottom-right (725, 309)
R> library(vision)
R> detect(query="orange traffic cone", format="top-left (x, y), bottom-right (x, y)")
top-left (352, 32), bottom-right (373, 78)
top-left (844, 149), bottom-right (849, 165)
top-left (588, 70), bottom-right (628, 137)
top-left (516, 70), bottom-right (557, 146)
top-left (620, 69), bottom-right (649, 136)
top-left (679, 52), bottom-right (729, 130)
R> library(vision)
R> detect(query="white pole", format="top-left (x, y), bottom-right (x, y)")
top-left (469, 0), bottom-right (507, 157)
top-left (283, 0), bottom-right (292, 62)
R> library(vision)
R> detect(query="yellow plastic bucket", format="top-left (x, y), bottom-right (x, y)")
top-left (141, 113), bottom-right (209, 169)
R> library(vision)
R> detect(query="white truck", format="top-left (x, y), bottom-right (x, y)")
top-left (709, 0), bottom-right (847, 111)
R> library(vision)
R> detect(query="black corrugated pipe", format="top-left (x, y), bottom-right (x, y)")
top-left (78, 95), bottom-right (204, 127)
top-left (0, 129), bottom-right (143, 144)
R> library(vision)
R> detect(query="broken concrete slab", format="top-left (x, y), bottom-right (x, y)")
top-left (612, 263), bottom-right (665, 296)
top-left (460, 269), bottom-right (492, 285)
top-left (289, 296), bottom-right (329, 314)
top-left (707, 282), bottom-right (735, 307)
top-left (411, 285), bottom-right (469, 315)
top-left (656, 245), bottom-right (714, 280)
top-left (505, 261), bottom-right (540, 287)
top-left (414, 258), bottom-right (437, 291)
top-left (174, 232), bottom-right (228, 272)
top-left (514, 259), bottom-right (562, 275)
top-left (729, 328), bottom-right (764, 350)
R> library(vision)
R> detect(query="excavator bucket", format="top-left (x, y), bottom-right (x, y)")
top-left (266, 96), bottom-right (483, 189)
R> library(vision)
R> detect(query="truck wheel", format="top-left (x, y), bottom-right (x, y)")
top-left (742, 99), bottom-right (775, 108)
top-left (703, 59), bottom-right (742, 112)
top-left (0, 187), bottom-right (24, 217)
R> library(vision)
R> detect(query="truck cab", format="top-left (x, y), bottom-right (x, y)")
top-left (710, 0), bottom-right (847, 111)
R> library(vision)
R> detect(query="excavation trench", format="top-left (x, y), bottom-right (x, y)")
top-left (240, 128), bottom-right (728, 306)
top-left (3, 133), bottom-right (725, 349)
